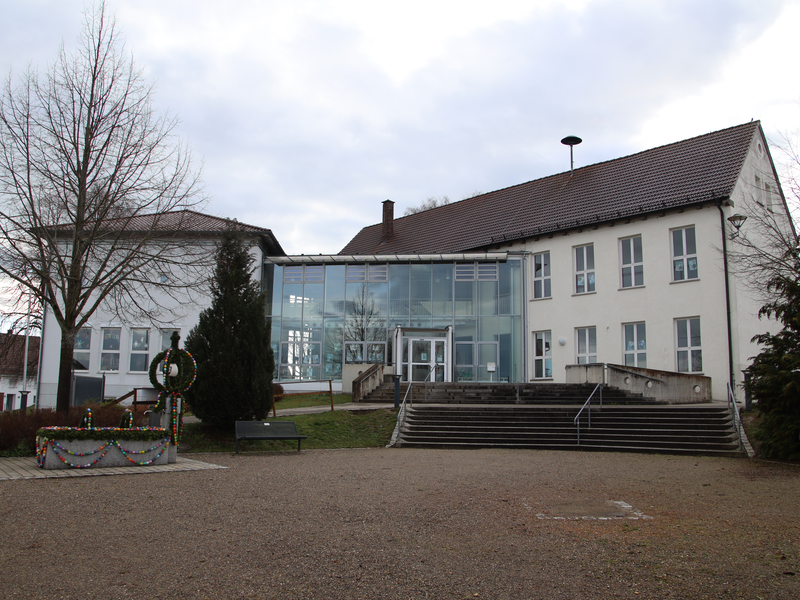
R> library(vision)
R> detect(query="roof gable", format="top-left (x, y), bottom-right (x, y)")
top-left (341, 121), bottom-right (759, 254)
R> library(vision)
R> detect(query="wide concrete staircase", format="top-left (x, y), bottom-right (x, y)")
top-left (366, 382), bottom-right (746, 457)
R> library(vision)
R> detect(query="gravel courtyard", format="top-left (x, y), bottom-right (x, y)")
top-left (2, 448), bottom-right (799, 599)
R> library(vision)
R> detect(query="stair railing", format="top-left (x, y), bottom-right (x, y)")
top-left (397, 367), bottom-right (435, 428)
top-left (727, 382), bottom-right (744, 452)
top-left (574, 383), bottom-right (603, 446)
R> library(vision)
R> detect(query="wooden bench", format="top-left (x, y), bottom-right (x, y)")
top-left (235, 421), bottom-right (308, 453)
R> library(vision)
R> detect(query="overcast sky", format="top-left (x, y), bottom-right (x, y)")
top-left (2, 0), bottom-right (799, 256)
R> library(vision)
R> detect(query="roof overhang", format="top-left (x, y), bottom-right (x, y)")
top-left (264, 252), bottom-right (510, 265)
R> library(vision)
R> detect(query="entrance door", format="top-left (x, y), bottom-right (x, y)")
top-left (410, 338), bottom-right (448, 382)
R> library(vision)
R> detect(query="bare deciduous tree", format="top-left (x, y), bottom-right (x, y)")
top-left (0, 2), bottom-right (211, 412)
top-left (404, 195), bottom-right (450, 216)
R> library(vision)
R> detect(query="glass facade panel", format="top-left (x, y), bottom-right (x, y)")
top-left (454, 281), bottom-right (475, 316)
top-left (389, 265), bottom-right (410, 316)
top-left (410, 265), bottom-right (431, 317)
top-left (303, 283), bottom-right (324, 318)
top-left (478, 280), bottom-right (498, 315)
top-left (324, 265), bottom-right (346, 315)
top-left (431, 264), bottom-right (453, 316)
top-left (282, 284), bottom-right (304, 319)
top-left (271, 259), bottom-right (523, 382)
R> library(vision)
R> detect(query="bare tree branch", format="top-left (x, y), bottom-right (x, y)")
top-left (0, 2), bottom-right (211, 411)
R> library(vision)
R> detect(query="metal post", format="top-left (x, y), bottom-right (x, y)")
top-left (394, 375), bottom-right (400, 408)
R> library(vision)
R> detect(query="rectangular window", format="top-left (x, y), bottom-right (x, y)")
top-left (755, 175), bottom-right (763, 206)
top-left (533, 252), bottom-right (551, 299)
top-left (533, 331), bottom-right (552, 379)
top-left (676, 318), bottom-right (702, 373)
top-left (575, 244), bottom-right (595, 294)
top-left (672, 227), bottom-right (698, 281)
top-left (623, 322), bottom-right (646, 368)
top-left (161, 329), bottom-right (180, 351)
top-left (765, 182), bottom-right (773, 212)
top-left (346, 265), bottom-right (367, 282)
top-left (620, 236), bottom-right (644, 288)
top-left (576, 327), bottom-right (597, 364)
top-left (73, 327), bottom-right (91, 371)
top-left (129, 328), bottom-right (150, 372)
top-left (367, 264), bottom-right (388, 281)
top-left (100, 327), bottom-right (121, 371)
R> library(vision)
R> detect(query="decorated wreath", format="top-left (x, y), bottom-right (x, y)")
top-left (148, 331), bottom-right (197, 446)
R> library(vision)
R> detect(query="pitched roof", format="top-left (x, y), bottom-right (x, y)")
top-left (340, 121), bottom-right (760, 255)
top-left (50, 210), bottom-right (286, 255)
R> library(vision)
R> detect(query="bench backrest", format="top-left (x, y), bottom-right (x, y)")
top-left (235, 421), bottom-right (300, 437)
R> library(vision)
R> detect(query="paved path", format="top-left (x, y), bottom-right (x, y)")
top-left (0, 455), bottom-right (226, 481)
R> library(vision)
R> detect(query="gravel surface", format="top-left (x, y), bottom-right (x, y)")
top-left (2, 448), bottom-right (799, 599)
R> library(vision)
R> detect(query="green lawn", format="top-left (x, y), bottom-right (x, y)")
top-left (180, 407), bottom-right (398, 453)
top-left (273, 392), bottom-right (353, 411)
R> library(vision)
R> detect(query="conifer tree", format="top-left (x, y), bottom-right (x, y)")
top-left (744, 248), bottom-right (800, 459)
top-left (184, 230), bottom-right (274, 428)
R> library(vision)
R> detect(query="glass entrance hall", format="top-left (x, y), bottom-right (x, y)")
top-left (265, 254), bottom-right (524, 384)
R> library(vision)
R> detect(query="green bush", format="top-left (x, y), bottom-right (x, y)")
top-left (0, 404), bottom-right (146, 456)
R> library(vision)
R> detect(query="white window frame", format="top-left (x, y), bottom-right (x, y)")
top-left (533, 252), bottom-right (551, 299)
top-left (676, 317), bottom-right (702, 373)
top-left (620, 236), bottom-right (644, 288)
top-left (100, 327), bottom-right (121, 372)
top-left (671, 226), bottom-right (698, 281)
top-left (532, 331), bottom-right (552, 379)
top-left (574, 244), bottom-right (595, 294)
top-left (73, 327), bottom-right (92, 371)
top-left (129, 328), bottom-right (150, 372)
top-left (623, 322), bottom-right (646, 368)
top-left (576, 327), bottom-right (597, 364)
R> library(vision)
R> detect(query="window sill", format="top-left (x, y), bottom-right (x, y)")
top-left (618, 285), bottom-right (645, 291)
top-left (572, 291), bottom-right (597, 297)
top-left (670, 278), bottom-right (700, 284)
top-left (531, 378), bottom-right (554, 382)
top-left (530, 296), bottom-right (552, 302)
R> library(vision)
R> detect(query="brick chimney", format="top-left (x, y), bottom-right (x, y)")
top-left (381, 199), bottom-right (394, 242)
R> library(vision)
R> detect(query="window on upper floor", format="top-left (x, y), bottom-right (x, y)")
top-left (576, 327), bottom-right (597, 364)
top-left (100, 327), bottom-right (121, 371)
top-left (533, 252), bottom-right (551, 299)
top-left (73, 327), bottom-right (91, 371)
top-left (671, 227), bottom-right (698, 281)
top-left (575, 244), bottom-right (595, 294)
top-left (129, 328), bottom-right (150, 372)
top-left (623, 322), bottom-right (646, 368)
top-left (620, 236), bottom-right (644, 288)
top-left (676, 317), bottom-right (702, 373)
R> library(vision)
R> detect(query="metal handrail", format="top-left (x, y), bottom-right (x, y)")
top-left (574, 383), bottom-right (603, 446)
top-left (397, 366), bottom-right (436, 428)
top-left (727, 382), bottom-right (744, 452)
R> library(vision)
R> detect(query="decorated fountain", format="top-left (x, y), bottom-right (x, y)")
top-left (36, 332), bottom-right (197, 469)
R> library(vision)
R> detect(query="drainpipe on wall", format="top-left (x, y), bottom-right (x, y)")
top-left (717, 201), bottom-right (737, 397)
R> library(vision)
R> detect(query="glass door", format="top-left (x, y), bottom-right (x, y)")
top-left (409, 338), bottom-right (449, 382)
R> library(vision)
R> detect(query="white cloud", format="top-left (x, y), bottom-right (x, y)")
top-left (0, 0), bottom-right (796, 255)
